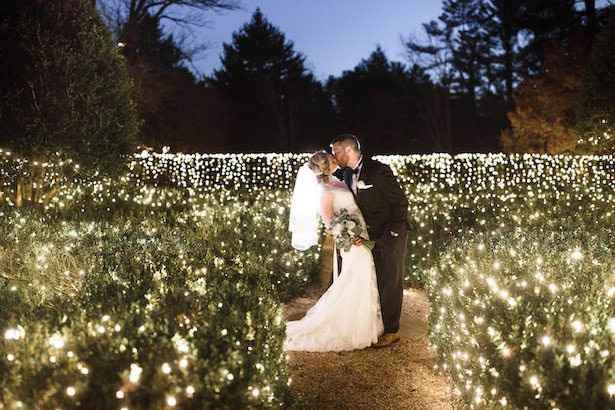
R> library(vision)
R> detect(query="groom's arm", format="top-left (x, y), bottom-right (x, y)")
top-left (376, 164), bottom-right (409, 234)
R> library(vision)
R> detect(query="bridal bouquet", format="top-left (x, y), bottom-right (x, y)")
top-left (329, 209), bottom-right (375, 252)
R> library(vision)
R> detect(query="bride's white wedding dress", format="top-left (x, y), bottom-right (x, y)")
top-left (284, 182), bottom-right (384, 352)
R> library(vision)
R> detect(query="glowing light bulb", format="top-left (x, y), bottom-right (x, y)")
top-left (49, 333), bottom-right (65, 349)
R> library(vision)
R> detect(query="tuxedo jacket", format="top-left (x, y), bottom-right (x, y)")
top-left (352, 157), bottom-right (409, 241)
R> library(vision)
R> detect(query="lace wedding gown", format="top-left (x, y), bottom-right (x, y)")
top-left (284, 183), bottom-right (384, 352)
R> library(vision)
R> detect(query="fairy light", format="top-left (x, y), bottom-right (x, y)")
top-left (4, 327), bottom-right (25, 341)
top-left (129, 363), bottom-right (142, 383)
top-left (49, 333), bottom-right (65, 349)
top-left (571, 320), bottom-right (584, 333)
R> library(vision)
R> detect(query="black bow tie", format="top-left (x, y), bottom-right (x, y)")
top-left (338, 166), bottom-right (359, 177)
top-left (332, 167), bottom-right (345, 180)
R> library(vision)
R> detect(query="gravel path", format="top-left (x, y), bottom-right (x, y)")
top-left (283, 288), bottom-right (457, 410)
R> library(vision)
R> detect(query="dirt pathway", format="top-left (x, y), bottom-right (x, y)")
top-left (284, 288), bottom-right (456, 409)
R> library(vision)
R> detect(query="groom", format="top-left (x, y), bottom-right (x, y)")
top-left (331, 134), bottom-right (409, 347)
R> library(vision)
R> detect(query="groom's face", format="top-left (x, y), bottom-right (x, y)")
top-left (331, 143), bottom-right (349, 167)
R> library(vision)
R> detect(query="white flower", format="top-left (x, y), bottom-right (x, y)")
top-left (356, 180), bottom-right (373, 190)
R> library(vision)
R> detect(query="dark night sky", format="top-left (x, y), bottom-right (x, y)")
top-left (190, 0), bottom-right (444, 80)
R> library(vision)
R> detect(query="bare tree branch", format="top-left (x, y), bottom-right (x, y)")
top-left (97, 0), bottom-right (239, 66)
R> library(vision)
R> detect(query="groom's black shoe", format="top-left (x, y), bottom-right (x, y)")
top-left (372, 332), bottom-right (400, 348)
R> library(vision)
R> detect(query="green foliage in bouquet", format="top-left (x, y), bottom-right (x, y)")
top-left (427, 228), bottom-right (615, 409)
top-left (329, 208), bottom-right (374, 252)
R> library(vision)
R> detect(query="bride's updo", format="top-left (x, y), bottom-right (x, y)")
top-left (308, 151), bottom-right (333, 183)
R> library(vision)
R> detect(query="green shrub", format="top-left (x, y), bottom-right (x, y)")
top-left (427, 228), bottom-right (615, 409)
top-left (2, 152), bottom-right (615, 408)
top-left (0, 198), bottom-right (318, 408)
top-left (0, 0), bottom-right (139, 206)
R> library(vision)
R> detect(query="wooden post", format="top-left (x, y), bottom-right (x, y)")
top-left (15, 178), bottom-right (22, 208)
top-left (319, 233), bottom-right (334, 289)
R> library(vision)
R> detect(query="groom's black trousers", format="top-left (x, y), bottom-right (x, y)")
top-left (372, 229), bottom-right (408, 334)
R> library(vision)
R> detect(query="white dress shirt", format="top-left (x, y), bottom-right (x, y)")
top-left (351, 156), bottom-right (364, 194)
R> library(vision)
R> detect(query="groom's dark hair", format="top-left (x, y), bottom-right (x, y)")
top-left (330, 133), bottom-right (361, 153)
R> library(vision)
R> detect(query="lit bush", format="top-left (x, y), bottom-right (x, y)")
top-left (2, 150), bottom-right (615, 408)
top-left (0, 198), bottom-right (318, 408)
top-left (427, 228), bottom-right (615, 409)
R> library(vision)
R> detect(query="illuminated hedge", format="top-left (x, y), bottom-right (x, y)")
top-left (129, 151), bottom-right (615, 193)
top-left (2, 150), bottom-right (615, 287)
top-left (427, 228), bottom-right (615, 409)
top-left (0, 196), bottom-right (319, 408)
top-left (2, 150), bottom-right (615, 409)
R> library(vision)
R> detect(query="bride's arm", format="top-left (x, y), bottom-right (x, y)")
top-left (320, 190), bottom-right (334, 228)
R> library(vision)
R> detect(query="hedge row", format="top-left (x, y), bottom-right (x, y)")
top-left (0, 194), bottom-right (319, 408)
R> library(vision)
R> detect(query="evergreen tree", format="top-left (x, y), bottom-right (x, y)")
top-left (515, 0), bottom-right (580, 76)
top-left (211, 9), bottom-right (334, 151)
top-left (576, 10), bottom-right (615, 154)
top-left (134, 13), bottom-right (187, 71)
top-left (406, 0), bottom-right (491, 112)
top-left (0, 0), bottom-right (139, 206)
top-left (482, 0), bottom-right (524, 104)
top-left (404, 0), bottom-right (507, 152)
top-left (327, 47), bottom-right (432, 153)
top-left (122, 13), bottom-right (201, 148)
top-left (97, 0), bottom-right (238, 64)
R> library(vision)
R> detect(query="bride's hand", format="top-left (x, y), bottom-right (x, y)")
top-left (352, 237), bottom-right (364, 246)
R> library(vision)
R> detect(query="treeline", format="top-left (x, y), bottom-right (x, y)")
top-left (2, 0), bottom-right (614, 155)
top-left (120, 1), bottom-right (614, 154)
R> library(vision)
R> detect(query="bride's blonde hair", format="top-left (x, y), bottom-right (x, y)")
top-left (308, 151), bottom-right (332, 183)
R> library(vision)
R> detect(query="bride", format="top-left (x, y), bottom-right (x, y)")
top-left (285, 151), bottom-right (384, 352)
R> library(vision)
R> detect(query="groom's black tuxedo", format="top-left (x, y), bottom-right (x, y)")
top-left (340, 156), bottom-right (409, 334)
top-left (351, 157), bottom-right (409, 240)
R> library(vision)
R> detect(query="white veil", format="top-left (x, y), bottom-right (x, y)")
top-left (289, 163), bottom-right (323, 251)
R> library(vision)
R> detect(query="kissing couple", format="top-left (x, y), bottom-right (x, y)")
top-left (286, 134), bottom-right (410, 351)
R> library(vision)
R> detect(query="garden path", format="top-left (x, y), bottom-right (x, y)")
top-left (284, 288), bottom-right (456, 409)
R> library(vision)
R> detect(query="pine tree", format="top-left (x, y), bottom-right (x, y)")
top-left (576, 10), bottom-right (615, 154)
top-left (482, 0), bottom-right (524, 104)
top-left (327, 47), bottom-right (432, 153)
top-left (515, 0), bottom-right (579, 75)
top-left (405, 0), bottom-right (500, 120)
top-left (122, 13), bottom-right (200, 148)
top-left (210, 9), bottom-right (332, 151)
